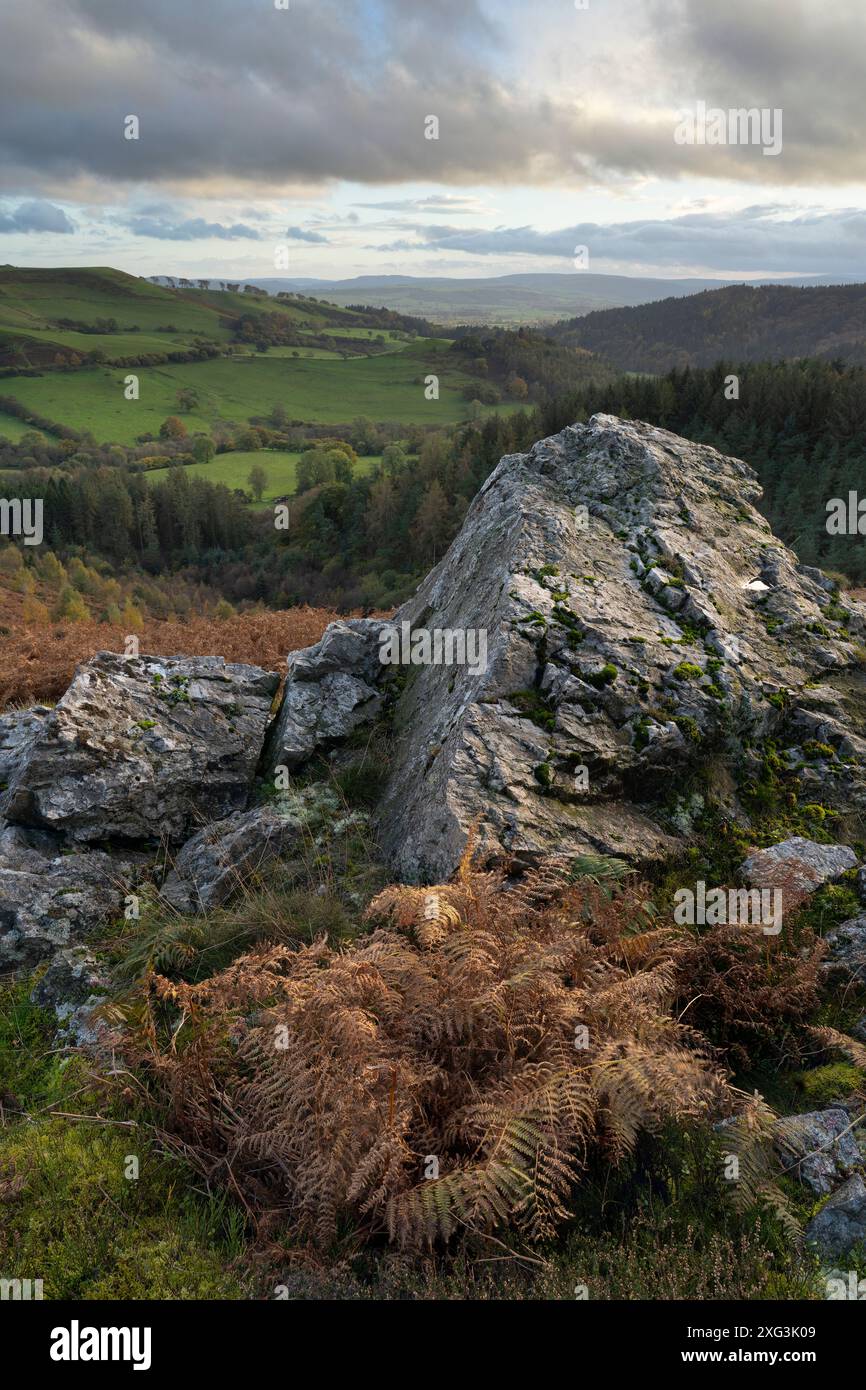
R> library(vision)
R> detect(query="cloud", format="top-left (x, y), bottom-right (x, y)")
top-left (384, 207), bottom-right (866, 276)
top-left (126, 215), bottom-right (261, 241)
top-left (285, 226), bottom-right (329, 244)
top-left (0, 199), bottom-right (75, 233)
top-left (353, 195), bottom-right (490, 214)
top-left (3, 0), bottom-right (864, 192)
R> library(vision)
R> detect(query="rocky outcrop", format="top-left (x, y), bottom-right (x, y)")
top-left (266, 415), bottom-right (866, 883)
top-left (2, 652), bottom-right (279, 844)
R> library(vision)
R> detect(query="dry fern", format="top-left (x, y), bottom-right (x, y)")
top-left (121, 861), bottom-right (778, 1251)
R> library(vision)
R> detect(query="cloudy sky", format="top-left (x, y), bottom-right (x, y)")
top-left (1, 0), bottom-right (864, 281)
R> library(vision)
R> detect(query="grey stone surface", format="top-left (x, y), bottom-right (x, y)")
top-left (265, 620), bottom-right (390, 771)
top-left (0, 705), bottom-right (50, 784)
top-left (161, 804), bottom-right (300, 912)
top-left (30, 947), bottom-right (110, 1045)
top-left (0, 823), bottom-right (131, 969)
top-left (773, 1107), bottom-right (861, 1194)
top-left (806, 1175), bottom-right (866, 1260)
top-left (2, 652), bottom-right (279, 844)
top-left (739, 837), bottom-right (858, 897)
top-left (823, 914), bottom-right (866, 985)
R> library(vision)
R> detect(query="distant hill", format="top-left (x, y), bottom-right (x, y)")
top-left (548, 283), bottom-right (866, 371)
top-left (243, 272), bottom-right (734, 326)
top-left (0, 265), bottom-right (430, 371)
top-left (240, 271), bottom-right (864, 328)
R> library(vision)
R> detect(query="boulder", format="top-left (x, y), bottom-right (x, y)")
top-left (806, 1175), bottom-right (866, 1260)
top-left (30, 947), bottom-right (110, 1045)
top-left (2, 652), bottom-right (279, 844)
top-left (773, 1107), bottom-right (861, 1194)
top-left (739, 838), bottom-right (857, 897)
top-left (264, 620), bottom-right (389, 772)
top-left (0, 824), bottom-right (132, 970)
top-left (161, 804), bottom-right (300, 912)
top-left (368, 416), bottom-right (866, 881)
top-left (823, 914), bottom-right (866, 985)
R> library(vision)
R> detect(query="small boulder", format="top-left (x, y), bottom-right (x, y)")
top-left (739, 837), bottom-right (857, 897)
top-left (773, 1107), bottom-right (861, 1194)
top-left (2, 652), bottom-right (279, 844)
top-left (30, 947), bottom-right (110, 1045)
top-left (265, 620), bottom-right (389, 773)
top-left (806, 1175), bottom-right (866, 1260)
top-left (161, 804), bottom-right (300, 913)
top-left (823, 915), bottom-right (866, 985)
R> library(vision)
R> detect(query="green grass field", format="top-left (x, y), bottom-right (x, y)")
top-left (5, 338), bottom-right (486, 443)
top-left (144, 449), bottom-right (382, 505)
top-left (0, 410), bottom-right (46, 442)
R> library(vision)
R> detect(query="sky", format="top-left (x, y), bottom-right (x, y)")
top-left (0, 0), bottom-right (865, 283)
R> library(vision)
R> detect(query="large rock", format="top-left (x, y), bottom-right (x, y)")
top-left (369, 415), bottom-right (865, 880)
top-left (806, 1175), bottom-right (866, 1260)
top-left (263, 417), bottom-right (866, 882)
top-left (265, 620), bottom-right (389, 772)
top-left (161, 804), bottom-right (300, 912)
top-left (739, 838), bottom-right (858, 897)
top-left (0, 824), bottom-right (132, 969)
top-left (2, 652), bottom-right (279, 844)
top-left (773, 1108), bottom-right (861, 1194)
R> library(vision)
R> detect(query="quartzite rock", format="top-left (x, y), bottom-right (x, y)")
top-left (2, 652), bottom-right (279, 844)
top-left (806, 1175), bottom-right (866, 1260)
top-left (374, 416), bottom-right (866, 880)
top-left (0, 705), bottom-right (50, 784)
top-left (773, 1108), bottom-right (861, 1195)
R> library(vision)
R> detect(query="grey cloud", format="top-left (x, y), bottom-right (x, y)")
top-left (2, 0), bottom-right (864, 191)
top-left (286, 226), bottom-right (329, 244)
top-left (0, 199), bottom-right (75, 233)
top-left (126, 216), bottom-right (261, 241)
top-left (388, 208), bottom-right (866, 276)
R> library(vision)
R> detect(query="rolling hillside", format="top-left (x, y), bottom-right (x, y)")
top-left (245, 271), bottom-right (733, 326)
top-left (549, 282), bottom-right (866, 372)
top-left (0, 266), bottom-right (612, 445)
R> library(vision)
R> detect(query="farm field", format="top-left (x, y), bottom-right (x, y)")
top-left (5, 338), bottom-right (489, 443)
top-left (144, 448), bottom-right (382, 504)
